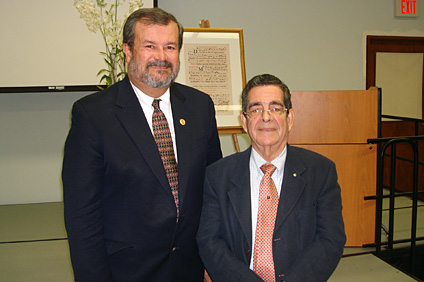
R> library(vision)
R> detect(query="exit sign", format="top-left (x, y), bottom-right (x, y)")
top-left (395, 0), bottom-right (420, 18)
top-left (395, 0), bottom-right (420, 17)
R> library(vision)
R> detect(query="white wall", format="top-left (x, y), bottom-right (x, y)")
top-left (0, 92), bottom-right (89, 204)
top-left (0, 0), bottom-right (155, 87)
top-left (376, 53), bottom-right (423, 119)
top-left (160, 0), bottom-right (424, 90)
top-left (1, 0), bottom-right (423, 204)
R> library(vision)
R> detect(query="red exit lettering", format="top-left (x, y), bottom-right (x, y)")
top-left (401, 0), bottom-right (417, 14)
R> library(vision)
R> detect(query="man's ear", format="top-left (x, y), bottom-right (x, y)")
top-left (122, 43), bottom-right (132, 64)
top-left (287, 109), bottom-right (294, 132)
top-left (240, 112), bottom-right (248, 134)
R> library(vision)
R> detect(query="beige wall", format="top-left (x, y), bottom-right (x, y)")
top-left (376, 52), bottom-right (423, 119)
top-left (160, 0), bottom-right (424, 90)
top-left (1, 0), bottom-right (423, 204)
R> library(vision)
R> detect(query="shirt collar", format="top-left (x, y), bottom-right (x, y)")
top-left (251, 146), bottom-right (287, 176)
top-left (130, 81), bottom-right (171, 107)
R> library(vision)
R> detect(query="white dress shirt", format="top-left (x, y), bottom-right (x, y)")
top-left (130, 82), bottom-right (178, 162)
top-left (249, 146), bottom-right (287, 269)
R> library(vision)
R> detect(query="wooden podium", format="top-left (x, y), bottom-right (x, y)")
top-left (289, 88), bottom-right (379, 247)
top-left (222, 88), bottom-right (379, 247)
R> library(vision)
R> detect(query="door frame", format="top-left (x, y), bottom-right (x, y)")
top-left (366, 35), bottom-right (424, 119)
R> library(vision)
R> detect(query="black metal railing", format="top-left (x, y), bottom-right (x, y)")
top-left (366, 115), bottom-right (424, 277)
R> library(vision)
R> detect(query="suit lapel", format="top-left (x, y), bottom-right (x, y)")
top-left (226, 146), bottom-right (307, 248)
top-left (227, 148), bottom-right (253, 248)
top-left (275, 145), bottom-right (307, 231)
top-left (113, 77), bottom-right (172, 198)
top-left (169, 84), bottom-right (192, 208)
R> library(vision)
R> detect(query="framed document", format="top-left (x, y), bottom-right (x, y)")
top-left (176, 28), bottom-right (246, 128)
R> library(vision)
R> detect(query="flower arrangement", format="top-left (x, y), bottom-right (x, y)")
top-left (74, 0), bottom-right (144, 87)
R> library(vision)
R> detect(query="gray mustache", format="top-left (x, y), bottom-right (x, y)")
top-left (147, 60), bottom-right (173, 68)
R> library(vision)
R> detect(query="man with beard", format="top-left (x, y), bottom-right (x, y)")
top-left (62, 8), bottom-right (222, 282)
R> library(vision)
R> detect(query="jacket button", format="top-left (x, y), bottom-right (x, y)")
top-left (245, 249), bottom-right (250, 255)
top-left (172, 247), bottom-right (179, 252)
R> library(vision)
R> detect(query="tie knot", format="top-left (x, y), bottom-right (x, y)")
top-left (260, 163), bottom-right (276, 176)
top-left (152, 99), bottom-right (161, 110)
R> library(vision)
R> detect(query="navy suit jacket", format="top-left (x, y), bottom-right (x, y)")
top-left (197, 146), bottom-right (346, 282)
top-left (62, 76), bottom-right (222, 282)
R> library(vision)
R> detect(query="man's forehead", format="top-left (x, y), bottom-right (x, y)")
top-left (134, 21), bottom-right (179, 43)
top-left (247, 100), bottom-right (284, 107)
top-left (136, 20), bottom-right (177, 30)
top-left (247, 86), bottom-right (284, 106)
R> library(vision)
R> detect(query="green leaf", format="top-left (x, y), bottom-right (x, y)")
top-left (97, 68), bottom-right (109, 76)
top-left (96, 0), bottom-right (107, 8)
top-left (117, 71), bottom-right (127, 78)
top-left (99, 74), bottom-right (112, 86)
top-left (103, 58), bottom-right (113, 68)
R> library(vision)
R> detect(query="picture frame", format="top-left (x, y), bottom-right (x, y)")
top-left (175, 28), bottom-right (246, 128)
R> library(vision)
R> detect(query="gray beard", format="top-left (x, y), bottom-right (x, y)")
top-left (129, 60), bottom-right (180, 88)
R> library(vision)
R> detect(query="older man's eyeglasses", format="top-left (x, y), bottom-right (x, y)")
top-left (243, 107), bottom-right (288, 119)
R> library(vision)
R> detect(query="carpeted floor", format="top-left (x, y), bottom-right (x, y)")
top-left (0, 201), bottom-right (422, 281)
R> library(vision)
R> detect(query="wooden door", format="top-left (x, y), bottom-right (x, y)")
top-left (366, 36), bottom-right (424, 119)
top-left (366, 36), bottom-right (424, 195)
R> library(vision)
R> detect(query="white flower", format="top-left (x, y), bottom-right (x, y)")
top-left (74, 0), bottom-right (144, 86)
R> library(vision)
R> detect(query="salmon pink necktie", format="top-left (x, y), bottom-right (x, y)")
top-left (152, 99), bottom-right (179, 219)
top-left (253, 163), bottom-right (278, 282)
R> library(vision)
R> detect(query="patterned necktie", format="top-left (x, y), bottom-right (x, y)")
top-left (152, 99), bottom-right (179, 218)
top-left (253, 163), bottom-right (278, 282)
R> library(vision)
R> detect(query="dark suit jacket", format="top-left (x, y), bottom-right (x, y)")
top-left (197, 145), bottom-right (346, 282)
top-left (62, 76), bottom-right (222, 282)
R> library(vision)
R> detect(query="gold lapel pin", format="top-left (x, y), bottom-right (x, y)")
top-left (180, 119), bottom-right (186, 126)
top-left (293, 173), bottom-right (297, 177)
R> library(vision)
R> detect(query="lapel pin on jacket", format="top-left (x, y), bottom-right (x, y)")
top-left (180, 119), bottom-right (186, 126)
